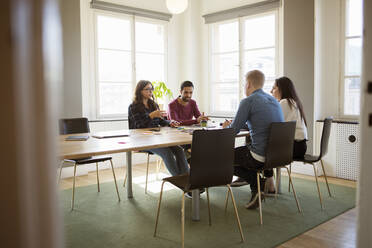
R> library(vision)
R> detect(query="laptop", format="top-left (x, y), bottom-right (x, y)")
top-left (92, 130), bottom-right (130, 139)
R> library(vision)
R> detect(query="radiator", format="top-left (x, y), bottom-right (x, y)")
top-left (335, 123), bottom-right (360, 180)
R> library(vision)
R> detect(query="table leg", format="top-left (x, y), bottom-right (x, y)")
top-left (276, 168), bottom-right (282, 194)
top-left (126, 151), bottom-right (133, 198)
top-left (191, 189), bottom-right (200, 221)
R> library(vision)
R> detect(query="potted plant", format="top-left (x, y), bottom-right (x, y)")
top-left (152, 81), bottom-right (173, 110)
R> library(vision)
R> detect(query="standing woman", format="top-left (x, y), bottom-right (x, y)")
top-left (271, 76), bottom-right (308, 159)
top-left (128, 80), bottom-right (189, 176)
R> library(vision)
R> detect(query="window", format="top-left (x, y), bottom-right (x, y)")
top-left (342, 0), bottom-right (363, 116)
top-left (94, 12), bottom-right (167, 118)
top-left (209, 11), bottom-right (278, 115)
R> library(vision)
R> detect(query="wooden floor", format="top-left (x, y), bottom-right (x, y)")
top-left (59, 163), bottom-right (357, 248)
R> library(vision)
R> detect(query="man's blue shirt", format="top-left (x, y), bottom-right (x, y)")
top-left (230, 88), bottom-right (284, 157)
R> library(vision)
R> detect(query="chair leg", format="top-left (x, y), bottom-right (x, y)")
top-left (227, 185), bottom-right (245, 242)
top-left (109, 160), bottom-right (120, 202)
top-left (96, 162), bottom-right (100, 192)
top-left (181, 192), bottom-right (185, 248)
top-left (145, 153), bottom-right (150, 194)
top-left (224, 188), bottom-right (230, 212)
top-left (285, 167), bottom-right (302, 213)
top-left (288, 163), bottom-right (292, 192)
top-left (206, 188), bottom-right (211, 226)
top-left (312, 163), bottom-right (324, 209)
top-left (320, 159), bottom-right (332, 197)
top-left (154, 181), bottom-right (165, 237)
top-left (156, 158), bottom-right (161, 180)
top-left (71, 162), bottom-right (77, 210)
top-left (123, 167), bottom-right (127, 188)
top-left (58, 161), bottom-right (64, 184)
top-left (275, 168), bottom-right (280, 200)
top-left (257, 173), bottom-right (263, 225)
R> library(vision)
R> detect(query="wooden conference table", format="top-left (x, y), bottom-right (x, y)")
top-left (59, 127), bottom-right (280, 221)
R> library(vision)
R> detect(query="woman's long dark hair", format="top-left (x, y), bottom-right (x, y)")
top-left (133, 80), bottom-right (158, 111)
top-left (275, 77), bottom-right (307, 126)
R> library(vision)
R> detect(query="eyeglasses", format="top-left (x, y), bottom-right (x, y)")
top-left (143, 88), bottom-right (154, 92)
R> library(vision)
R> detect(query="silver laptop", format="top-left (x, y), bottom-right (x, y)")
top-left (92, 130), bottom-right (130, 139)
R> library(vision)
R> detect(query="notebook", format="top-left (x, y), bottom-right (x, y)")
top-left (92, 130), bottom-right (130, 139)
top-left (65, 135), bottom-right (89, 141)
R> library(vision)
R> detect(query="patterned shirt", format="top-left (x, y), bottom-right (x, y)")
top-left (128, 103), bottom-right (169, 129)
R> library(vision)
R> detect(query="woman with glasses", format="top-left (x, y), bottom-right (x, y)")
top-left (128, 80), bottom-right (189, 177)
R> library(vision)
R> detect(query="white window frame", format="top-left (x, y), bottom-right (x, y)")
top-left (208, 18), bottom-right (240, 117)
top-left (134, 15), bottom-right (169, 87)
top-left (339, 0), bottom-right (363, 118)
top-left (208, 10), bottom-right (280, 117)
top-left (84, 8), bottom-right (168, 120)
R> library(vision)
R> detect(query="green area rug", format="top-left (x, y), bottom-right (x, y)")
top-left (61, 177), bottom-right (355, 248)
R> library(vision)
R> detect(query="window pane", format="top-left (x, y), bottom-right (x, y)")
top-left (263, 80), bottom-right (275, 95)
top-left (212, 53), bottom-right (239, 82)
top-left (344, 77), bottom-right (360, 115)
top-left (97, 15), bottom-right (131, 50)
top-left (99, 83), bottom-right (132, 115)
top-left (244, 48), bottom-right (275, 78)
top-left (212, 84), bottom-right (239, 113)
top-left (346, 0), bottom-right (363, 37)
top-left (136, 21), bottom-right (165, 53)
top-left (244, 14), bottom-right (275, 49)
top-left (136, 53), bottom-right (164, 82)
top-left (345, 38), bottom-right (362, 76)
top-left (212, 21), bottom-right (239, 53)
top-left (98, 50), bottom-right (131, 82)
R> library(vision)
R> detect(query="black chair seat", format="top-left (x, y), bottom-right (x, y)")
top-left (137, 150), bottom-right (154, 155)
top-left (65, 155), bottom-right (112, 165)
top-left (295, 154), bottom-right (319, 163)
top-left (163, 174), bottom-right (190, 191)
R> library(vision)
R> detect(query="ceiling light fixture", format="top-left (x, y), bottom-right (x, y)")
top-left (166, 0), bottom-right (188, 14)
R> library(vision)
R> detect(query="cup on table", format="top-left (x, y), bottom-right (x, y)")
top-left (200, 120), bottom-right (207, 127)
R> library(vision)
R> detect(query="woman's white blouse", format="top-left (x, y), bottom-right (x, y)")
top-left (279, 99), bottom-right (308, 141)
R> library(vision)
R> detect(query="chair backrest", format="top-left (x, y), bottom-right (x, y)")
top-left (188, 128), bottom-right (235, 189)
top-left (128, 104), bottom-right (134, 129)
top-left (264, 121), bottom-right (296, 170)
top-left (59, 118), bottom-right (90, 135)
top-left (318, 117), bottom-right (333, 159)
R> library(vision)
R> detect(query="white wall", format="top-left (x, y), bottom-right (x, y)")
top-left (314, 0), bottom-right (341, 121)
top-left (61, 0), bottom-right (83, 118)
top-left (283, 0), bottom-right (315, 152)
top-left (357, 0), bottom-right (372, 245)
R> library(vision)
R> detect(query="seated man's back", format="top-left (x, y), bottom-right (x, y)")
top-left (231, 88), bottom-right (284, 159)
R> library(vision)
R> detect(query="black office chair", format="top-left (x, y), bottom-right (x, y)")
top-left (58, 118), bottom-right (121, 210)
top-left (154, 128), bottom-right (244, 248)
top-left (227, 121), bottom-right (301, 225)
top-left (289, 117), bottom-right (333, 209)
top-left (124, 117), bottom-right (164, 194)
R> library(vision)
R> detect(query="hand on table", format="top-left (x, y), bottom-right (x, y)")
top-left (149, 110), bottom-right (167, 119)
top-left (169, 120), bottom-right (180, 127)
top-left (222, 119), bottom-right (232, 128)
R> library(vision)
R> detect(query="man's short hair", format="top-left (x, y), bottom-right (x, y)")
top-left (180, 81), bottom-right (194, 90)
top-left (246, 70), bottom-right (265, 88)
